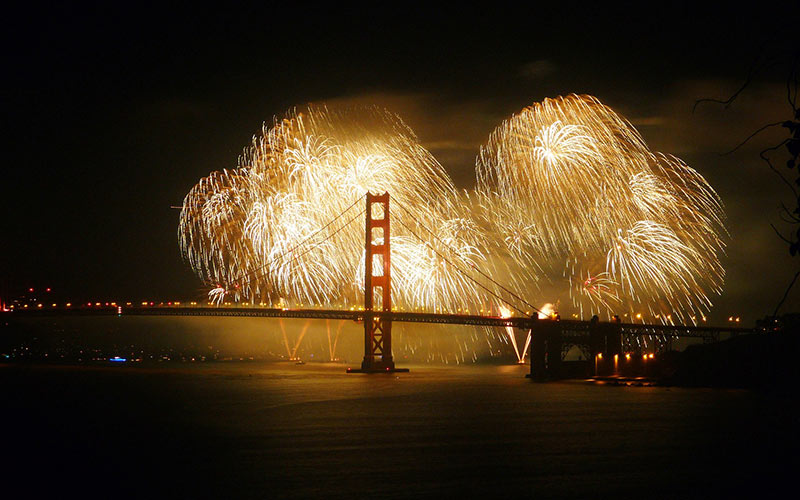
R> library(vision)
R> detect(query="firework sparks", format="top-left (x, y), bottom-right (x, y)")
top-left (180, 105), bottom-right (484, 311)
top-left (498, 305), bottom-right (527, 363)
top-left (476, 94), bottom-right (726, 323)
top-left (181, 94), bottom-right (727, 351)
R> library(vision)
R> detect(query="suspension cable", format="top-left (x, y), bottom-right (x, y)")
top-left (392, 199), bottom-right (542, 315)
top-left (265, 208), bottom-right (365, 279)
top-left (227, 196), bottom-right (362, 286)
top-left (394, 217), bottom-right (528, 316)
top-left (232, 208), bottom-right (366, 289)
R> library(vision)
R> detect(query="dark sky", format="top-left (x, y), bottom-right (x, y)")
top-left (2, 2), bottom-right (798, 322)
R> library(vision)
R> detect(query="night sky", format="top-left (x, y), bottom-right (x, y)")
top-left (2, 2), bottom-right (798, 323)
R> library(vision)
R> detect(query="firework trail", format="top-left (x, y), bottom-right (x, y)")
top-left (179, 105), bottom-right (488, 311)
top-left (180, 95), bottom-right (725, 330)
top-left (476, 94), bottom-right (726, 323)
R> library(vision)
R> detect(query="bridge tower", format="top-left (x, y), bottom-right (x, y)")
top-left (352, 192), bottom-right (408, 373)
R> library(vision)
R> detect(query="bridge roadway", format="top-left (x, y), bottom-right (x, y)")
top-left (1, 306), bottom-right (754, 338)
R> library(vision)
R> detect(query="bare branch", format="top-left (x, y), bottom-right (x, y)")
top-left (693, 46), bottom-right (774, 113)
top-left (787, 52), bottom-right (799, 111)
top-left (777, 202), bottom-right (800, 223)
top-left (721, 120), bottom-right (784, 155)
top-left (772, 270), bottom-right (800, 318)
top-left (760, 139), bottom-right (798, 197)
top-left (693, 80), bottom-right (752, 113)
top-left (778, 210), bottom-right (800, 224)
top-left (770, 223), bottom-right (793, 244)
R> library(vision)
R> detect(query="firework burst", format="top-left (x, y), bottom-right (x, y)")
top-left (476, 94), bottom-right (726, 323)
top-left (181, 95), bottom-right (725, 327)
top-left (179, 105), bottom-right (486, 310)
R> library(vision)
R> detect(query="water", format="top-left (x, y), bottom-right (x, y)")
top-left (2, 362), bottom-right (795, 498)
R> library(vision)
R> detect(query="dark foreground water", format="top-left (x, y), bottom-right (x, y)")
top-left (1, 362), bottom-right (796, 499)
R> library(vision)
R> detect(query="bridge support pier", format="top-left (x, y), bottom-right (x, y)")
top-left (590, 319), bottom-right (622, 376)
top-left (528, 319), bottom-right (562, 381)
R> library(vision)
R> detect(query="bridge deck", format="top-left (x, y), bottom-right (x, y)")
top-left (1, 306), bottom-right (753, 338)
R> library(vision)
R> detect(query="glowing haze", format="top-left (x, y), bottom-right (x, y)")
top-left (179, 95), bottom-right (726, 324)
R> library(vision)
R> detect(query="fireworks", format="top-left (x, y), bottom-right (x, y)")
top-left (180, 94), bottom-right (726, 327)
top-left (179, 105), bottom-right (486, 311)
top-left (476, 94), bottom-right (726, 323)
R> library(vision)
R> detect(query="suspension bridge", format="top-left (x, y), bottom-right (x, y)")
top-left (1, 192), bottom-right (752, 377)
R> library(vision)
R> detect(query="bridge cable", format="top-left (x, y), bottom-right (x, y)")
top-left (392, 200), bottom-right (543, 315)
top-left (227, 197), bottom-right (362, 287)
top-left (393, 217), bottom-right (528, 316)
top-left (232, 208), bottom-right (366, 289)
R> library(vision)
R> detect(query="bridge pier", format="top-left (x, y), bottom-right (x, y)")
top-left (529, 318), bottom-right (629, 381)
top-left (590, 318), bottom-right (622, 376)
top-left (528, 318), bottom-right (562, 381)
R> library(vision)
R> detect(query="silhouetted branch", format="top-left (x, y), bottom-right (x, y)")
top-left (721, 120), bottom-right (785, 155)
top-left (760, 139), bottom-right (798, 197)
top-left (693, 45), bottom-right (772, 113)
top-left (694, 71), bottom-right (753, 111)
top-left (772, 270), bottom-right (800, 318)
top-left (693, 80), bottom-right (752, 113)
top-left (787, 52), bottom-right (799, 111)
top-left (770, 223), bottom-right (793, 244)
top-left (778, 202), bottom-right (800, 223)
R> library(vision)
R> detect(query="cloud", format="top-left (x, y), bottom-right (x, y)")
top-left (519, 59), bottom-right (556, 80)
top-left (629, 116), bottom-right (666, 127)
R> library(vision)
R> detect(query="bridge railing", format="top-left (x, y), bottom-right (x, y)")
top-left (1, 306), bottom-right (756, 338)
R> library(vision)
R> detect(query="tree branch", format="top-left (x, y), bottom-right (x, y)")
top-left (761, 139), bottom-right (798, 197)
top-left (721, 120), bottom-right (785, 155)
top-left (693, 80), bottom-right (752, 113)
top-left (772, 270), bottom-right (800, 318)
top-left (787, 51), bottom-right (798, 112)
top-left (693, 46), bottom-right (773, 113)
top-left (778, 202), bottom-right (800, 223)
top-left (770, 223), bottom-right (793, 244)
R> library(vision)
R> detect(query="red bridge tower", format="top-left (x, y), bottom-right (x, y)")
top-left (351, 192), bottom-right (408, 373)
